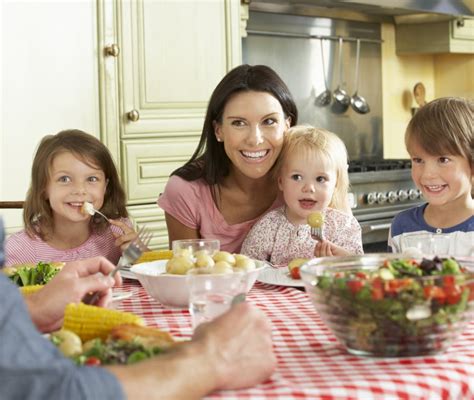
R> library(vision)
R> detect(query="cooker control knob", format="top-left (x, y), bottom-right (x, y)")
top-left (366, 192), bottom-right (377, 205)
top-left (387, 191), bottom-right (398, 203)
top-left (408, 189), bottom-right (418, 200)
top-left (417, 189), bottom-right (423, 199)
top-left (376, 192), bottom-right (387, 204)
top-left (398, 190), bottom-right (408, 202)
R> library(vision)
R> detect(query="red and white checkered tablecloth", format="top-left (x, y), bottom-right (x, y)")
top-left (116, 279), bottom-right (474, 400)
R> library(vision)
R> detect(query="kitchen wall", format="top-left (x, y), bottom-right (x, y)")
top-left (1, 1), bottom-right (100, 232)
top-left (382, 23), bottom-right (474, 159)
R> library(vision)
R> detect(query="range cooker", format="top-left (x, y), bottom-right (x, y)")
top-left (348, 159), bottom-right (424, 252)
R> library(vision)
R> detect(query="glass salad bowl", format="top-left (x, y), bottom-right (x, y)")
top-left (300, 254), bottom-right (474, 357)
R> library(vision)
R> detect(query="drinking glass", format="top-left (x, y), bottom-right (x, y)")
top-left (187, 272), bottom-right (246, 330)
top-left (400, 232), bottom-right (449, 256)
top-left (172, 239), bottom-right (220, 258)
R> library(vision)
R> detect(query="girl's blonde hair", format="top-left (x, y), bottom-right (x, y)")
top-left (274, 125), bottom-right (350, 211)
top-left (24, 129), bottom-right (128, 240)
top-left (405, 97), bottom-right (473, 167)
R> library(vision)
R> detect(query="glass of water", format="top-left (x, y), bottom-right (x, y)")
top-left (400, 232), bottom-right (449, 256)
top-left (187, 272), bottom-right (247, 330)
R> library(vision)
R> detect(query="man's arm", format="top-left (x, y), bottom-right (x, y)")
top-left (108, 302), bottom-right (276, 399)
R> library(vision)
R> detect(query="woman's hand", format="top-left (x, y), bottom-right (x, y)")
top-left (25, 257), bottom-right (121, 333)
top-left (109, 219), bottom-right (141, 251)
top-left (314, 240), bottom-right (352, 257)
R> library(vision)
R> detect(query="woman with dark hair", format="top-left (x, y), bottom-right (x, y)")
top-left (158, 65), bottom-right (298, 252)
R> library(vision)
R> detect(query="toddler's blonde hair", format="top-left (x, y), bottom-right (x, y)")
top-left (274, 125), bottom-right (350, 212)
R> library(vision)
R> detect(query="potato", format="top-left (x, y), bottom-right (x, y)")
top-left (212, 261), bottom-right (234, 274)
top-left (195, 254), bottom-right (215, 269)
top-left (213, 251), bottom-right (236, 265)
top-left (307, 212), bottom-right (325, 228)
top-left (288, 258), bottom-right (309, 271)
top-left (166, 256), bottom-right (195, 275)
top-left (51, 329), bottom-right (82, 357)
top-left (194, 249), bottom-right (213, 258)
top-left (234, 257), bottom-right (256, 272)
top-left (173, 248), bottom-right (193, 259)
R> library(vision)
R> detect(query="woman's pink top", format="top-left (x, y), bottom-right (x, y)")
top-left (157, 175), bottom-right (283, 253)
top-left (5, 218), bottom-right (132, 266)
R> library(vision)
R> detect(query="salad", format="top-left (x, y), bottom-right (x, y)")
top-left (312, 256), bottom-right (474, 356)
top-left (50, 325), bottom-right (172, 366)
top-left (4, 261), bottom-right (63, 286)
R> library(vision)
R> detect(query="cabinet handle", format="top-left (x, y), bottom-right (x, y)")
top-left (127, 109), bottom-right (140, 122)
top-left (104, 44), bottom-right (120, 57)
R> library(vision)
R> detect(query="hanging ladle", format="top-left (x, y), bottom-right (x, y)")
top-left (350, 39), bottom-right (370, 114)
top-left (332, 37), bottom-right (350, 112)
top-left (315, 38), bottom-right (331, 107)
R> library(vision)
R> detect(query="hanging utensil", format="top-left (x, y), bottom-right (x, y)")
top-left (315, 38), bottom-right (331, 107)
top-left (413, 82), bottom-right (427, 107)
top-left (332, 37), bottom-right (350, 113)
top-left (350, 39), bottom-right (370, 114)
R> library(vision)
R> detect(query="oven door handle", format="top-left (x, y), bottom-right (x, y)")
top-left (361, 222), bottom-right (391, 234)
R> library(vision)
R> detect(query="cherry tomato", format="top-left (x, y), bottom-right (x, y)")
top-left (423, 285), bottom-right (446, 304)
top-left (444, 284), bottom-right (462, 305)
top-left (85, 356), bottom-right (101, 366)
top-left (347, 280), bottom-right (364, 294)
top-left (289, 267), bottom-right (300, 280)
top-left (371, 277), bottom-right (384, 300)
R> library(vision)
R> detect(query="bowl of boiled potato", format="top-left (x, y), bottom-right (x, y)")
top-left (131, 239), bottom-right (265, 308)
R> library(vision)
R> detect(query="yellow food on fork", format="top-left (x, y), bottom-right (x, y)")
top-left (307, 211), bottom-right (325, 228)
top-left (63, 303), bottom-right (144, 341)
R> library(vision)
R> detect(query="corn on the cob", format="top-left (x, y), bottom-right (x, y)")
top-left (134, 249), bottom-right (173, 264)
top-left (63, 303), bottom-right (144, 341)
top-left (20, 284), bottom-right (44, 296)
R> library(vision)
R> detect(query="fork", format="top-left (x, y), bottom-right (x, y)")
top-left (81, 201), bottom-right (110, 223)
top-left (83, 226), bottom-right (152, 305)
top-left (307, 212), bottom-right (325, 242)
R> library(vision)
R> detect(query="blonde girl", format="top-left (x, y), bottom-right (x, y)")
top-left (241, 125), bottom-right (363, 265)
top-left (5, 129), bottom-right (137, 265)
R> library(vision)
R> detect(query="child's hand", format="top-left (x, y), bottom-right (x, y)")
top-left (109, 219), bottom-right (140, 251)
top-left (314, 240), bottom-right (352, 257)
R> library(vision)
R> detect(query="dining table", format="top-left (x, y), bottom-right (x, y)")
top-left (115, 277), bottom-right (474, 400)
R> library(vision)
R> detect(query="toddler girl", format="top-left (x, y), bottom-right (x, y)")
top-left (389, 97), bottom-right (473, 256)
top-left (5, 129), bottom-right (137, 265)
top-left (241, 125), bottom-right (363, 265)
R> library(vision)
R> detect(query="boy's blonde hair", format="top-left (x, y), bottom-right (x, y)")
top-left (405, 97), bottom-right (473, 167)
top-left (274, 125), bottom-right (350, 212)
top-left (24, 129), bottom-right (128, 240)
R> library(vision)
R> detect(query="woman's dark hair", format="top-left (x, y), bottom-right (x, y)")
top-left (172, 64), bottom-right (298, 184)
top-left (24, 129), bottom-right (128, 240)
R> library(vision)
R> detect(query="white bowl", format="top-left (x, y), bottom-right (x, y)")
top-left (131, 260), bottom-right (265, 308)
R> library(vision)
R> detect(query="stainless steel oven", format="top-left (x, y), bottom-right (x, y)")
top-left (348, 160), bottom-right (423, 252)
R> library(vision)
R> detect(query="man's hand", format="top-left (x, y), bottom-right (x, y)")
top-left (25, 257), bottom-right (121, 332)
top-left (192, 302), bottom-right (276, 390)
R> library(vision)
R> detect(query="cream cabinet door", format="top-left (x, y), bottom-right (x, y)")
top-left (98, 0), bottom-right (241, 248)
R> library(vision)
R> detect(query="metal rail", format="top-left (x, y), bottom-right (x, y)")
top-left (246, 29), bottom-right (383, 44)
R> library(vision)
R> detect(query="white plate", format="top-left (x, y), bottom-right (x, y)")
top-left (257, 266), bottom-right (305, 288)
top-left (119, 269), bottom-right (138, 280)
top-left (111, 291), bottom-right (133, 302)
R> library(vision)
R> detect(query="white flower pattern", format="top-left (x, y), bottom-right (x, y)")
top-left (241, 206), bottom-right (363, 265)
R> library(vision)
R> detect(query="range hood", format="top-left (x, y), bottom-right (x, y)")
top-left (249, 0), bottom-right (474, 22)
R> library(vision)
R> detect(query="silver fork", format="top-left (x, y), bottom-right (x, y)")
top-left (310, 226), bottom-right (324, 242)
top-left (83, 226), bottom-right (152, 304)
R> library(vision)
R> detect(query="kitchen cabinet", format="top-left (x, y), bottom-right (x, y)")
top-left (395, 18), bottom-right (474, 54)
top-left (98, 0), bottom-right (242, 249)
